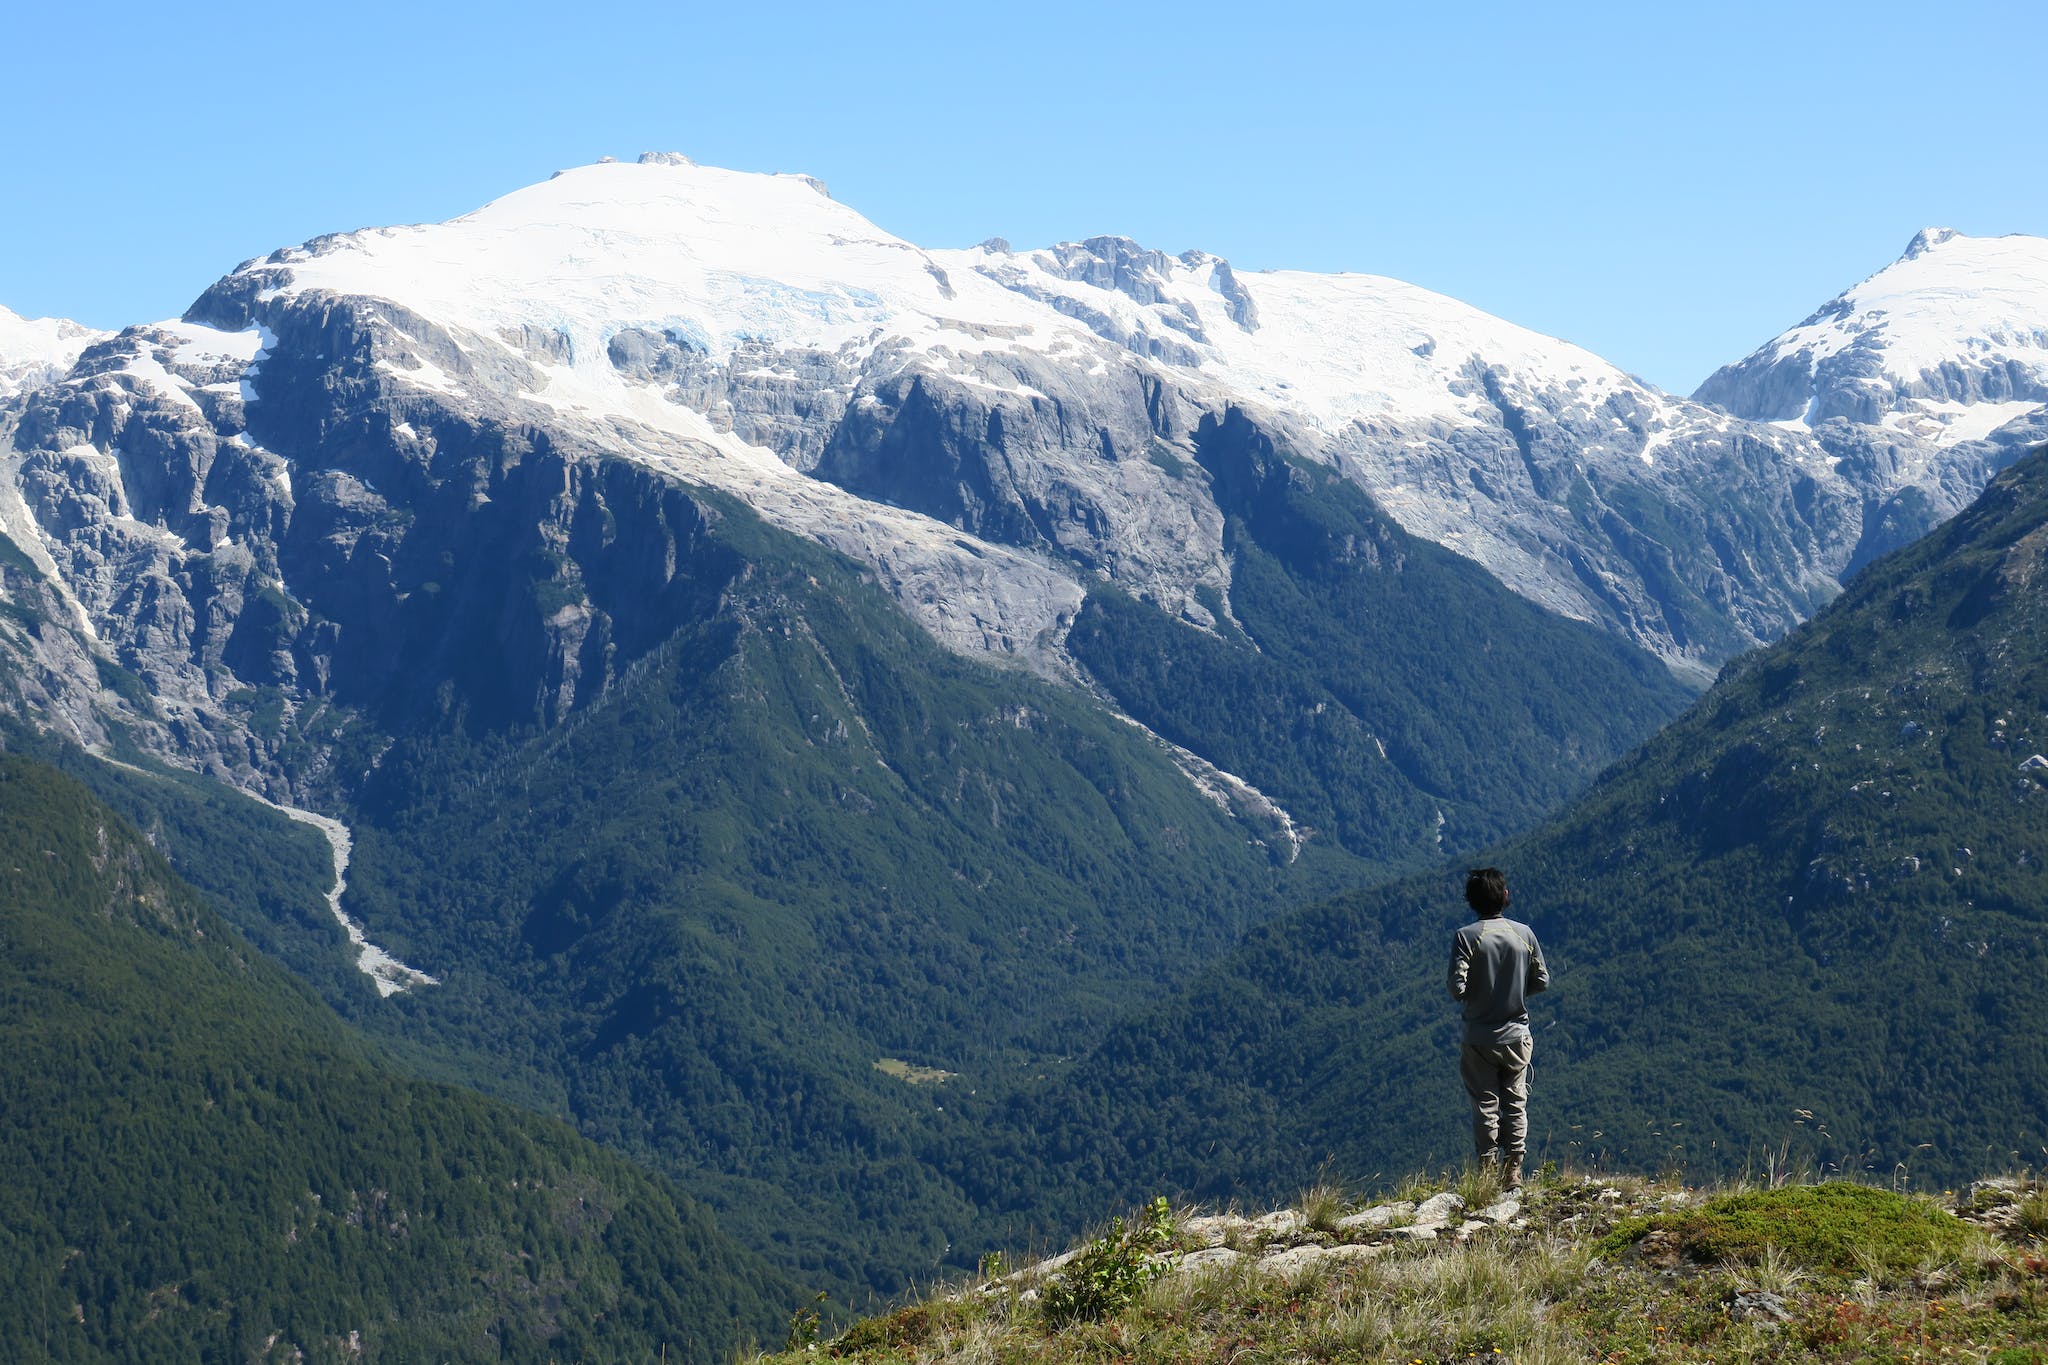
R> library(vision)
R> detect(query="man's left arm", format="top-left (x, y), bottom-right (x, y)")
top-left (1525, 927), bottom-right (1550, 996)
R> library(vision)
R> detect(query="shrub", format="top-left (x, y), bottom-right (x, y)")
top-left (1041, 1196), bottom-right (1178, 1328)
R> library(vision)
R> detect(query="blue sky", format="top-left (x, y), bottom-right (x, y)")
top-left (2, 0), bottom-right (2040, 393)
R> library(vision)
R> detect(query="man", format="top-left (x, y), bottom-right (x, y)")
top-left (1448, 866), bottom-right (1549, 1189)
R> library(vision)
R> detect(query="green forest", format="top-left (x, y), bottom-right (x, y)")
top-left (0, 751), bottom-right (791, 1361)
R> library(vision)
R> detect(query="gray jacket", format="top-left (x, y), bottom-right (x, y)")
top-left (1449, 915), bottom-right (1549, 1044)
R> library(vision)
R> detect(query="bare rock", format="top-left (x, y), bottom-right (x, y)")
top-left (1413, 1192), bottom-right (1465, 1225)
top-left (1250, 1209), bottom-right (1306, 1237)
top-left (1174, 1246), bottom-right (1246, 1276)
top-left (1336, 1201), bottom-right (1415, 1232)
top-left (1731, 1289), bottom-right (1792, 1324)
top-left (1468, 1195), bottom-right (1523, 1224)
top-left (1181, 1214), bottom-right (1253, 1248)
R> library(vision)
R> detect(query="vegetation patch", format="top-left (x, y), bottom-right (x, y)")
top-left (831, 1297), bottom-right (980, 1356)
top-left (873, 1057), bottom-right (957, 1086)
top-left (1597, 1181), bottom-right (1969, 1274)
top-left (1040, 1197), bottom-right (1178, 1327)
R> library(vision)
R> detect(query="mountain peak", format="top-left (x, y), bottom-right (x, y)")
top-left (0, 302), bottom-right (109, 402)
top-left (1694, 226), bottom-right (2048, 451)
top-left (1903, 225), bottom-right (1961, 259)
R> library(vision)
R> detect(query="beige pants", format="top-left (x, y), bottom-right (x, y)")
top-left (1460, 1034), bottom-right (1534, 1162)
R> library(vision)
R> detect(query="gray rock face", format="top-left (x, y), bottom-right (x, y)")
top-left (1, 306), bottom-right (788, 797)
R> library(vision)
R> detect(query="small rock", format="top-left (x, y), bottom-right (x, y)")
top-left (1636, 1229), bottom-right (1685, 1270)
top-left (1174, 1247), bottom-right (1245, 1275)
top-left (1336, 1201), bottom-right (1414, 1231)
top-left (1731, 1289), bottom-right (1792, 1324)
top-left (1414, 1192), bottom-right (1465, 1224)
top-left (1251, 1209), bottom-right (1306, 1236)
top-left (1180, 1214), bottom-right (1252, 1248)
top-left (1470, 1196), bottom-right (1522, 1223)
top-left (1259, 1245), bottom-right (1330, 1275)
top-left (1321, 1243), bottom-right (1386, 1264)
top-left (1386, 1224), bottom-right (1438, 1241)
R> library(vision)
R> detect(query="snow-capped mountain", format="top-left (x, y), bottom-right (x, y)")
top-left (1696, 228), bottom-right (2048, 564)
top-left (1699, 228), bottom-right (2048, 441)
top-left (153, 155), bottom-right (1860, 675)
top-left (5, 154), bottom-right (2026, 800)
top-left (0, 305), bottom-right (107, 403)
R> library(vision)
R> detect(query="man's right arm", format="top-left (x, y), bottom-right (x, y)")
top-left (1525, 928), bottom-right (1550, 996)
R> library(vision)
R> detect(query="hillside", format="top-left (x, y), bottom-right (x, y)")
top-left (752, 1168), bottom-right (2048, 1365)
top-left (928, 442), bottom-right (2048, 1236)
top-left (0, 748), bottom-right (792, 1362)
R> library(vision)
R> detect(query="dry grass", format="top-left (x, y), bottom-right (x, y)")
top-left (1294, 1182), bottom-right (1350, 1235)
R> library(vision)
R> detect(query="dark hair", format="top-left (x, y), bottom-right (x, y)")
top-left (1465, 867), bottom-right (1510, 916)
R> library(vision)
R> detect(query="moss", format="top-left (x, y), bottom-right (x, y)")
top-left (1596, 1182), bottom-right (1969, 1274)
top-left (830, 1297), bottom-right (981, 1356)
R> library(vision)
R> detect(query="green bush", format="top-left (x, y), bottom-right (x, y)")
top-left (1040, 1197), bottom-right (1178, 1328)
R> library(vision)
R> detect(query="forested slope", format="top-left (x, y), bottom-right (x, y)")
top-left (0, 750), bottom-right (791, 1362)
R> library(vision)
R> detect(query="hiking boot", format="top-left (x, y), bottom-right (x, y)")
top-left (1501, 1160), bottom-right (1523, 1191)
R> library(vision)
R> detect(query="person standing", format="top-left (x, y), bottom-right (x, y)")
top-left (1448, 867), bottom-right (1549, 1188)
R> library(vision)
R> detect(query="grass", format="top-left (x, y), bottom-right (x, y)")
top-left (1596, 1181), bottom-right (1972, 1275)
top-left (750, 1167), bottom-right (2048, 1365)
top-left (1295, 1182), bottom-right (1350, 1235)
top-left (2016, 1190), bottom-right (2048, 1241)
top-left (872, 1057), bottom-right (958, 1085)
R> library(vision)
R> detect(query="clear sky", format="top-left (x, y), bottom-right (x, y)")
top-left (3, 0), bottom-right (2040, 394)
